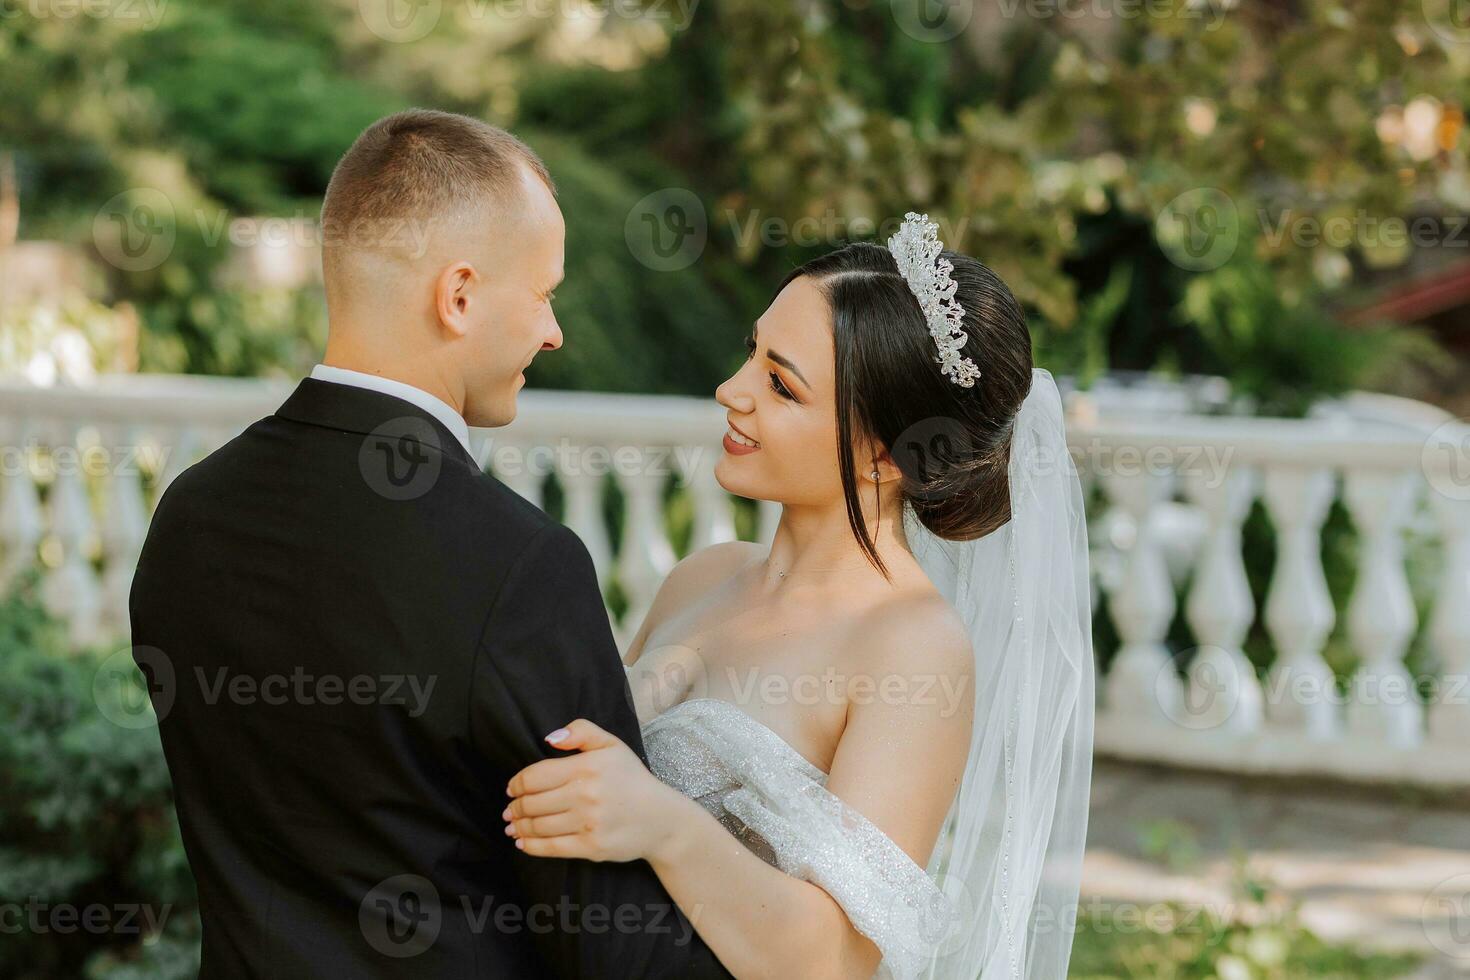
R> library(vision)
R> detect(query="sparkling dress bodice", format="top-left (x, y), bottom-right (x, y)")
top-left (641, 697), bottom-right (953, 980)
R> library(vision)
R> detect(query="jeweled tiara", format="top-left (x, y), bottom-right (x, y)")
top-left (886, 212), bottom-right (980, 388)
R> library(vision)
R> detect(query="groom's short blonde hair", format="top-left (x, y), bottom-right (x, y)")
top-left (320, 108), bottom-right (552, 273)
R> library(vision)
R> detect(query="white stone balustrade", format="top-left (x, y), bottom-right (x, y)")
top-left (0, 375), bottom-right (1466, 787)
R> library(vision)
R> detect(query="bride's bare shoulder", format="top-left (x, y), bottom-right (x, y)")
top-left (848, 590), bottom-right (973, 688)
top-left (624, 541), bottom-right (766, 664)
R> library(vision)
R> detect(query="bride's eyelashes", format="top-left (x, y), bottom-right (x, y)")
top-left (744, 335), bottom-right (799, 402)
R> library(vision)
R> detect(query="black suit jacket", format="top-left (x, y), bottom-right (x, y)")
top-left (130, 379), bottom-right (732, 979)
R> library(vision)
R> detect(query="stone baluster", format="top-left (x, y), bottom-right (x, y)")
top-left (493, 439), bottom-right (545, 510)
top-left (1182, 466), bottom-right (1263, 733)
top-left (99, 423), bottom-right (148, 636)
top-left (1426, 490), bottom-right (1470, 743)
top-left (559, 463), bottom-right (612, 590)
top-left (1343, 468), bottom-right (1423, 747)
top-left (152, 425), bottom-right (199, 503)
top-left (615, 461), bottom-right (676, 636)
top-left (1262, 467), bottom-right (1340, 738)
top-left (41, 423), bottom-right (104, 648)
top-left (0, 420), bottom-right (43, 592)
top-left (680, 445), bottom-right (736, 552)
top-left (1102, 466), bottom-right (1181, 722)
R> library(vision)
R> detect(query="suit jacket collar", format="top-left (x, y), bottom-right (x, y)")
top-left (275, 378), bottom-right (478, 469)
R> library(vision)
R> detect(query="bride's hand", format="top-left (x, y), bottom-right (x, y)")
top-left (503, 719), bottom-right (688, 863)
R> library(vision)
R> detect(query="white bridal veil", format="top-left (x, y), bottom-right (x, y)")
top-left (904, 368), bottom-right (1095, 980)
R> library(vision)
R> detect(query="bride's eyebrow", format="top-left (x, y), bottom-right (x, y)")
top-left (768, 350), bottom-right (810, 391)
top-left (752, 323), bottom-right (811, 390)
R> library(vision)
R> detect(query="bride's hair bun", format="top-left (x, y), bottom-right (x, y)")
top-left (779, 241), bottom-right (1033, 576)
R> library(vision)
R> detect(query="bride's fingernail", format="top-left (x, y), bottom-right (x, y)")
top-left (545, 728), bottom-right (570, 744)
top-left (500, 806), bottom-right (511, 820)
top-left (515, 839), bottom-right (525, 850)
top-left (504, 823), bottom-right (515, 836)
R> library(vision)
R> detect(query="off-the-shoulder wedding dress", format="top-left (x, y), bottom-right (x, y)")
top-left (640, 696), bottom-right (952, 980)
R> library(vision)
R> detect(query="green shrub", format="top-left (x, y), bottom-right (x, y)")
top-left (0, 577), bottom-right (199, 980)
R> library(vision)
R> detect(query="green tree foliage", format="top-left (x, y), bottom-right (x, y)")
top-left (2, 0), bottom-right (1463, 400)
top-left (661, 0), bottom-right (1465, 409)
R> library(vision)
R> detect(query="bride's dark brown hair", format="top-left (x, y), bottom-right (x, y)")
top-left (777, 242), bottom-right (1033, 579)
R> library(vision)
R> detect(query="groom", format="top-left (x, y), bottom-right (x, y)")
top-left (130, 110), bottom-right (732, 978)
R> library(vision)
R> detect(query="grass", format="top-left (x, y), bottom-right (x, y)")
top-left (1068, 824), bottom-right (1423, 980)
top-left (1068, 899), bottom-right (1423, 979)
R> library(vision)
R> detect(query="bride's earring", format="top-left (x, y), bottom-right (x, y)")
top-left (871, 469), bottom-right (880, 482)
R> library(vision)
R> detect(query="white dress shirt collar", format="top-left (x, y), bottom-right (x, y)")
top-left (309, 364), bottom-right (473, 457)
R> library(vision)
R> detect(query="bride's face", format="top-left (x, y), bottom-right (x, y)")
top-left (714, 277), bottom-right (847, 506)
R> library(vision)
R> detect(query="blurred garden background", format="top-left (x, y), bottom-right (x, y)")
top-left (4, 0), bottom-right (1470, 976)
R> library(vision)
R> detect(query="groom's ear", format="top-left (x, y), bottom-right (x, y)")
top-left (434, 261), bottom-right (478, 337)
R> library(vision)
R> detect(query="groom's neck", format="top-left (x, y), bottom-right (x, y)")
top-left (321, 337), bottom-right (466, 416)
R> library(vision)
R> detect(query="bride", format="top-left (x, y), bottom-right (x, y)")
top-left (503, 214), bottom-right (1095, 980)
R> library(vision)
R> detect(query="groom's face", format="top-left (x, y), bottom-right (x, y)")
top-left (459, 170), bottom-right (566, 427)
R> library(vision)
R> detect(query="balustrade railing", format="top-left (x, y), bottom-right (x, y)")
top-left (1, 375), bottom-right (1465, 786)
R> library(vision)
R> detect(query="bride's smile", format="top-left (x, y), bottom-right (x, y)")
top-left (722, 421), bottom-right (760, 452)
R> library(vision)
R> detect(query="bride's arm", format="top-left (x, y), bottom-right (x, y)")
top-left (505, 599), bottom-right (975, 980)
